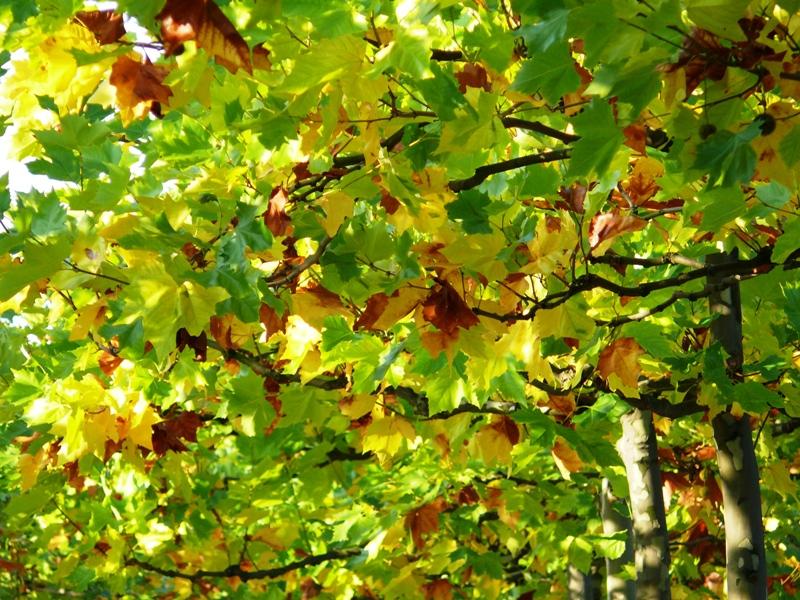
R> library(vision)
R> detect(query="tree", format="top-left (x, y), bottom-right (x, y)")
top-left (2, 0), bottom-right (800, 597)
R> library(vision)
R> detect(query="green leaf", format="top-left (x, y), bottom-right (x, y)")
top-left (566, 101), bottom-right (624, 178)
top-left (511, 44), bottom-right (580, 104)
top-left (446, 190), bottom-right (493, 234)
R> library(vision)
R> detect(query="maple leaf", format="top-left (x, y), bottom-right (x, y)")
top-left (405, 498), bottom-right (446, 550)
top-left (422, 579), bottom-right (453, 600)
top-left (473, 416), bottom-right (520, 465)
top-left (551, 437), bottom-right (583, 478)
top-left (263, 187), bottom-right (292, 237)
top-left (623, 123), bottom-right (648, 154)
top-left (598, 337), bottom-right (645, 396)
top-left (456, 63), bottom-right (491, 93)
top-left (422, 280), bottom-right (479, 336)
top-left (588, 211), bottom-right (647, 253)
top-left (157, 0), bottom-right (253, 74)
top-left (110, 55), bottom-right (172, 122)
top-left (74, 10), bottom-right (125, 45)
top-left (151, 412), bottom-right (203, 456)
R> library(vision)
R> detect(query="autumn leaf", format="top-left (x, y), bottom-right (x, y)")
top-left (405, 498), bottom-right (446, 550)
top-left (473, 416), bottom-right (520, 465)
top-left (456, 63), bottom-right (491, 93)
top-left (263, 187), bottom-right (292, 237)
top-left (423, 579), bottom-right (454, 600)
top-left (151, 412), bottom-right (203, 456)
top-left (551, 437), bottom-right (583, 478)
top-left (157, 0), bottom-right (253, 74)
top-left (623, 123), bottom-right (648, 154)
top-left (598, 337), bottom-right (645, 396)
top-left (588, 211), bottom-right (647, 254)
top-left (110, 55), bottom-right (172, 122)
top-left (74, 10), bottom-right (125, 45)
top-left (422, 280), bottom-right (479, 336)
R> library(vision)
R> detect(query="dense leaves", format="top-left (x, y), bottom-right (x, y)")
top-left (1, 0), bottom-right (800, 598)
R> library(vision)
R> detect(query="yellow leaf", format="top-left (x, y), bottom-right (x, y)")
top-left (319, 191), bottom-right (355, 236)
top-left (340, 394), bottom-right (376, 419)
top-left (179, 281), bottom-right (229, 334)
top-left (598, 337), bottom-right (645, 397)
top-left (19, 450), bottom-right (45, 491)
top-left (762, 461), bottom-right (797, 500)
top-left (278, 315), bottom-right (322, 374)
top-left (69, 299), bottom-right (107, 341)
top-left (361, 415), bottom-right (416, 465)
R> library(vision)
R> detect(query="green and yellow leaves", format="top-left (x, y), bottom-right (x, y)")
top-left (566, 101), bottom-right (624, 179)
top-left (117, 255), bottom-right (228, 359)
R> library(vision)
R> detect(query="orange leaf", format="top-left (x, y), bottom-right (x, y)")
top-left (75, 10), bottom-right (126, 45)
top-left (157, 0), bottom-right (253, 74)
top-left (423, 579), bottom-right (454, 600)
top-left (258, 303), bottom-right (286, 338)
top-left (422, 280), bottom-right (479, 336)
top-left (623, 123), bottom-right (647, 154)
top-left (588, 211), bottom-right (647, 251)
top-left (405, 498), bottom-right (445, 550)
top-left (0, 559), bottom-right (24, 573)
top-left (263, 187), bottom-right (292, 237)
top-left (597, 337), bottom-right (645, 392)
top-left (551, 437), bottom-right (583, 476)
top-left (98, 351), bottom-right (123, 375)
top-left (110, 55), bottom-right (172, 120)
top-left (354, 293), bottom-right (389, 330)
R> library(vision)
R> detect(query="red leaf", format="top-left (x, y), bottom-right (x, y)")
top-left (423, 579), bottom-right (453, 600)
top-left (75, 10), bottom-right (126, 44)
top-left (175, 327), bottom-right (208, 361)
top-left (422, 280), bottom-right (479, 335)
top-left (380, 189), bottom-right (401, 215)
top-left (0, 559), bottom-right (24, 573)
top-left (623, 123), bottom-right (647, 154)
top-left (151, 412), bottom-right (203, 456)
top-left (456, 485), bottom-right (480, 505)
top-left (157, 0), bottom-right (253, 74)
top-left (98, 351), bottom-right (123, 376)
top-left (455, 63), bottom-right (491, 93)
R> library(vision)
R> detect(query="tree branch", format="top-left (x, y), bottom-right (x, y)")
top-left (267, 236), bottom-right (333, 287)
top-left (448, 149), bottom-right (571, 192)
top-left (126, 547), bottom-right (362, 582)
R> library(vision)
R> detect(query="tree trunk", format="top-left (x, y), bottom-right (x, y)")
top-left (601, 478), bottom-right (636, 600)
top-left (617, 409), bottom-right (671, 600)
top-left (707, 252), bottom-right (767, 600)
top-left (568, 564), bottom-right (596, 600)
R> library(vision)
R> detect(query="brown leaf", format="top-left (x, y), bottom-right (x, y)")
top-left (380, 189), bottom-right (401, 214)
top-left (597, 337), bottom-right (645, 391)
top-left (263, 187), bottom-right (292, 236)
top-left (151, 412), bottom-right (203, 456)
top-left (422, 280), bottom-right (479, 336)
top-left (354, 293), bottom-right (389, 330)
top-left (98, 351), bottom-right (123, 375)
top-left (157, 0), bottom-right (253, 74)
top-left (588, 211), bottom-right (647, 251)
top-left (110, 55), bottom-right (172, 117)
top-left (175, 327), bottom-right (207, 361)
top-left (423, 579), bottom-right (453, 600)
top-left (489, 415), bottom-right (520, 445)
top-left (623, 123), bottom-right (647, 154)
top-left (456, 63), bottom-right (491, 93)
top-left (456, 485), bottom-right (480, 505)
top-left (0, 559), bottom-right (24, 573)
top-left (75, 10), bottom-right (126, 45)
top-left (259, 303), bottom-right (286, 337)
top-left (405, 498), bottom-right (445, 550)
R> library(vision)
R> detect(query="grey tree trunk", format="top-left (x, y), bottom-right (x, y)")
top-left (617, 409), bottom-right (671, 600)
top-left (568, 563), bottom-right (600, 600)
top-left (601, 478), bottom-right (636, 600)
top-left (707, 252), bottom-right (767, 600)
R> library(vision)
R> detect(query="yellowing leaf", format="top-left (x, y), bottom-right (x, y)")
top-left (762, 461), bottom-right (797, 500)
top-left (598, 337), bottom-right (645, 397)
top-left (278, 315), bottom-right (322, 374)
top-left (69, 299), bottom-right (107, 341)
top-left (472, 416), bottom-right (520, 465)
top-left (319, 191), bottom-right (355, 236)
top-left (179, 281), bottom-right (228, 335)
top-left (361, 415), bottom-right (416, 464)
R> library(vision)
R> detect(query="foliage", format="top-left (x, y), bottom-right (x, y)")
top-left (1, 0), bottom-right (800, 597)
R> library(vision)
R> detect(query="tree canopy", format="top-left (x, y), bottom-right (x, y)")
top-left (1, 0), bottom-right (800, 597)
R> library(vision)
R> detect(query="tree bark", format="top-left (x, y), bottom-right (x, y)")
top-left (617, 409), bottom-right (671, 600)
top-left (707, 252), bottom-right (767, 600)
top-left (568, 564), bottom-right (598, 600)
top-left (601, 478), bottom-right (636, 600)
